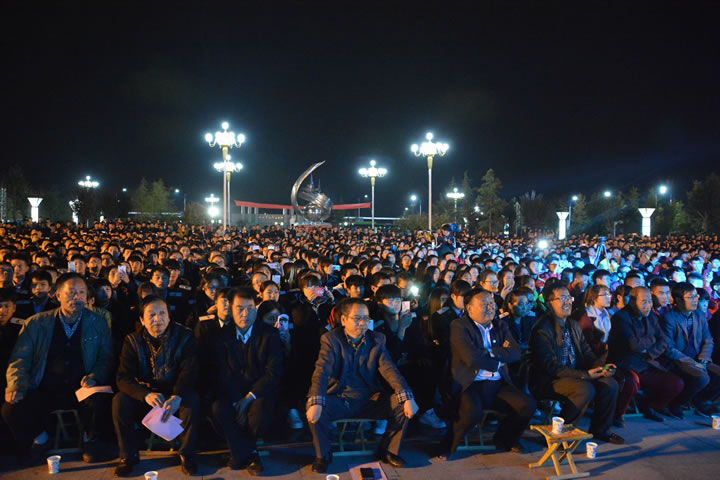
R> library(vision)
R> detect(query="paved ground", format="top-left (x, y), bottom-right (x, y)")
top-left (1, 414), bottom-right (718, 479)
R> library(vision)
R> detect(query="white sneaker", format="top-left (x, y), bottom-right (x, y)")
top-left (418, 408), bottom-right (447, 429)
top-left (374, 419), bottom-right (388, 435)
top-left (288, 408), bottom-right (303, 430)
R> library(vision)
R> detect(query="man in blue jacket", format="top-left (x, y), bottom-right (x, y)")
top-left (2, 273), bottom-right (113, 465)
top-left (660, 282), bottom-right (720, 418)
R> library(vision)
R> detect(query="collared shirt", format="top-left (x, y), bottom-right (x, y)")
top-left (58, 309), bottom-right (82, 339)
top-left (218, 318), bottom-right (230, 329)
top-left (236, 325), bottom-right (253, 344)
top-left (587, 305), bottom-right (611, 342)
top-left (473, 320), bottom-right (501, 381)
top-left (344, 331), bottom-right (366, 351)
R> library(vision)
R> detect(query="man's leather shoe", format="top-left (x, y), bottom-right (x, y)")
top-left (18, 441), bottom-right (50, 467)
top-left (662, 407), bottom-right (684, 420)
top-left (695, 403), bottom-right (715, 418)
top-left (114, 456), bottom-right (139, 477)
top-left (377, 450), bottom-right (406, 468)
top-left (594, 431), bottom-right (624, 445)
top-left (180, 454), bottom-right (198, 475)
top-left (247, 453), bottom-right (264, 476)
top-left (311, 456), bottom-right (330, 473)
top-left (227, 456), bottom-right (244, 470)
top-left (644, 408), bottom-right (665, 422)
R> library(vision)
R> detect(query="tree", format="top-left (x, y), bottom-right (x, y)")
top-left (475, 169), bottom-right (504, 234)
top-left (0, 165), bottom-right (32, 221)
top-left (567, 195), bottom-right (588, 234)
top-left (132, 178), bottom-right (172, 221)
top-left (184, 201), bottom-right (209, 225)
top-left (687, 173), bottom-right (720, 233)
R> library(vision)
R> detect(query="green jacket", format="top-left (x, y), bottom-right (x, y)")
top-left (5, 307), bottom-right (113, 396)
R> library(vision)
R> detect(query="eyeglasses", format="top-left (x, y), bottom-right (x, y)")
top-left (345, 316), bottom-right (370, 324)
top-left (683, 294), bottom-right (699, 300)
top-left (549, 296), bottom-right (573, 303)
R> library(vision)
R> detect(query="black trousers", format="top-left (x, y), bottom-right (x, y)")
top-left (112, 391), bottom-right (199, 459)
top-left (0, 386), bottom-right (112, 453)
top-left (447, 380), bottom-right (536, 453)
top-left (211, 397), bottom-right (275, 463)
top-left (670, 362), bottom-right (720, 407)
top-left (535, 376), bottom-right (618, 436)
top-left (309, 393), bottom-right (408, 460)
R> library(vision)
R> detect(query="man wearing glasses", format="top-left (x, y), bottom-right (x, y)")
top-left (528, 281), bottom-right (624, 444)
top-left (660, 282), bottom-right (720, 418)
top-left (306, 298), bottom-right (418, 473)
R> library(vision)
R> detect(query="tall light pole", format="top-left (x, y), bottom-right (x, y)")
top-left (358, 159), bottom-right (387, 229)
top-left (568, 195), bottom-right (578, 232)
top-left (410, 194), bottom-right (421, 215)
top-left (446, 187), bottom-right (465, 222)
top-left (411, 132), bottom-right (449, 231)
top-left (77, 176), bottom-right (100, 227)
top-left (205, 194), bottom-right (219, 224)
top-left (205, 122), bottom-right (245, 230)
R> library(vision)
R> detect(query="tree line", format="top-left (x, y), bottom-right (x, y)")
top-left (398, 169), bottom-right (720, 235)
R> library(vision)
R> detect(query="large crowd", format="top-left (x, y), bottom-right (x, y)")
top-left (0, 219), bottom-right (719, 476)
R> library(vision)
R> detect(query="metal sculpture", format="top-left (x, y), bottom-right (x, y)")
top-left (291, 161), bottom-right (334, 223)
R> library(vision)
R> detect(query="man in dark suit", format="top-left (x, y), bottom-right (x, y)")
top-left (528, 283), bottom-right (624, 444)
top-left (306, 298), bottom-right (419, 473)
top-left (660, 282), bottom-right (720, 418)
top-left (608, 287), bottom-right (684, 423)
top-left (211, 288), bottom-right (283, 476)
top-left (442, 289), bottom-right (536, 457)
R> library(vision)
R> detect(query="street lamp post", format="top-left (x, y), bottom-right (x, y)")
top-left (410, 194), bottom-right (421, 215)
top-left (205, 194), bottom-right (219, 224)
top-left (568, 195), bottom-right (578, 232)
top-left (446, 187), bottom-right (465, 222)
top-left (77, 175), bottom-right (100, 227)
top-left (205, 122), bottom-right (245, 230)
top-left (358, 159), bottom-right (387, 229)
top-left (411, 132), bottom-right (449, 231)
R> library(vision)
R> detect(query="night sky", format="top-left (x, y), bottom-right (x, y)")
top-left (3, 2), bottom-right (719, 216)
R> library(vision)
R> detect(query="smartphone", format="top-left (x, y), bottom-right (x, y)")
top-left (272, 274), bottom-right (281, 285)
top-left (410, 285), bottom-right (419, 297)
top-left (267, 245), bottom-right (275, 250)
top-left (401, 301), bottom-right (411, 314)
top-left (332, 264), bottom-right (341, 272)
top-left (251, 245), bottom-right (260, 251)
top-left (360, 467), bottom-right (375, 480)
top-left (68, 261), bottom-right (76, 272)
top-left (118, 265), bottom-right (127, 275)
top-left (276, 314), bottom-right (289, 330)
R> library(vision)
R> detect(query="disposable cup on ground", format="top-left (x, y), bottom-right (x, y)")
top-left (586, 441), bottom-right (598, 459)
top-left (144, 472), bottom-right (159, 480)
top-left (712, 415), bottom-right (720, 430)
top-left (47, 455), bottom-right (61, 474)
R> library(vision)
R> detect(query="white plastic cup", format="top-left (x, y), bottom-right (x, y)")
top-left (712, 415), bottom-right (720, 430)
top-left (327, 476), bottom-right (340, 480)
top-left (144, 472), bottom-right (159, 480)
top-left (47, 455), bottom-right (61, 474)
top-left (586, 442), bottom-right (598, 459)
top-left (552, 416), bottom-right (565, 434)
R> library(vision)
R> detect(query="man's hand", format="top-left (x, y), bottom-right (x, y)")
top-left (403, 398), bottom-right (419, 419)
top-left (694, 362), bottom-right (707, 371)
top-left (398, 312), bottom-right (413, 332)
top-left (206, 304), bottom-right (218, 315)
top-left (5, 391), bottom-right (24, 404)
top-left (80, 375), bottom-right (96, 388)
top-left (161, 395), bottom-right (182, 422)
top-left (307, 404), bottom-right (323, 424)
top-left (234, 393), bottom-right (255, 425)
top-left (145, 392), bottom-right (166, 408)
top-left (587, 367), bottom-right (607, 379)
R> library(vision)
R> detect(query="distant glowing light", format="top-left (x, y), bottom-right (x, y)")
top-left (604, 190), bottom-right (612, 198)
top-left (659, 185), bottom-right (668, 195)
top-left (538, 239), bottom-right (549, 249)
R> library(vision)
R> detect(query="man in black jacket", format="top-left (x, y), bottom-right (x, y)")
top-left (112, 296), bottom-right (199, 477)
top-left (528, 283), bottom-right (623, 444)
top-left (211, 287), bottom-right (283, 475)
top-left (607, 287), bottom-right (684, 423)
top-left (442, 289), bottom-right (536, 457)
top-left (306, 298), bottom-right (419, 473)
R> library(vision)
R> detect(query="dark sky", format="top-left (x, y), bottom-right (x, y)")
top-left (3, 1), bottom-right (719, 216)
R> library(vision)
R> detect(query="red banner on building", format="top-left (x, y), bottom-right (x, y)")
top-left (234, 200), bottom-right (371, 211)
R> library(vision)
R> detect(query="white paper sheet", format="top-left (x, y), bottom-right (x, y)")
top-left (141, 406), bottom-right (184, 441)
top-left (75, 385), bottom-right (113, 402)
